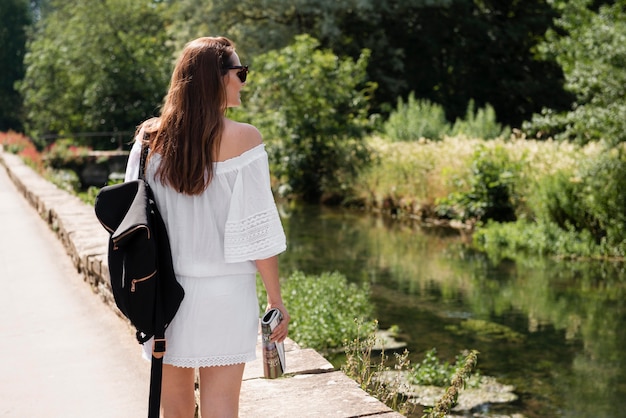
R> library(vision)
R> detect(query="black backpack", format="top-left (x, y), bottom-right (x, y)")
top-left (94, 143), bottom-right (184, 418)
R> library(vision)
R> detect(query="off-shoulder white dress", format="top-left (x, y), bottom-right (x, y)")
top-left (124, 137), bottom-right (286, 368)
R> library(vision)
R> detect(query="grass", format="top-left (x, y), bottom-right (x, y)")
top-left (354, 134), bottom-right (604, 219)
top-left (342, 321), bottom-right (415, 416)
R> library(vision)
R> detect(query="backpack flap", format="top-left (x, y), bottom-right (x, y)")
top-left (110, 182), bottom-right (151, 248)
top-left (95, 180), bottom-right (141, 235)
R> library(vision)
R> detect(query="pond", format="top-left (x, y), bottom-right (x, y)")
top-left (277, 204), bottom-right (626, 418)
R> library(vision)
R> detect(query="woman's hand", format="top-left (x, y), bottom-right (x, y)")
top-left (266, 302), bottom-right (290, 343)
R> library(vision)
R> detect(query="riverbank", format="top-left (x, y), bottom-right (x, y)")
top-left (0, 146), bottom-right (405, 417)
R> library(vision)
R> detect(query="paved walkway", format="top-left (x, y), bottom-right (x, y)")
top-left (0, 148), bottom-right (404, 418)
top-left (0, 159), bottom-right (150, 417)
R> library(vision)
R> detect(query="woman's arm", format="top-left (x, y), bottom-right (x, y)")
top-left (256, 256), bottom-right (290, 343)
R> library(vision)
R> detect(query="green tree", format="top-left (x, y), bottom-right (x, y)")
top-left (526, 0), bottom-right (626, 146)
top-left (0, 0), bottom-right (31, 131)
top-left (237, 34), bottom-right (374, 203)
top-left (18, 0), bottom-right (173, 149)
top-left (165, 0), bottom-right (571, 128)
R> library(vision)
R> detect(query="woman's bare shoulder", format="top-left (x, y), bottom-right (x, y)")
top-left (219, 119), bottom-right (263, 161)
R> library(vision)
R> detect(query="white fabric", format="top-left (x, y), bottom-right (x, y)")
top-left (124, 134), bottom-right (286, 367)
top-left (125, 138), bottom-right (287, 278)
top-left (141, 274), bottom-right (259, 368)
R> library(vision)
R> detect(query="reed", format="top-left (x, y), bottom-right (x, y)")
top-left (423, 350), bottom-right (480, 418)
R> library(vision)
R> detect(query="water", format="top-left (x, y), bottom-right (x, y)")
top-left (277, 204), bottom-right (626, 418)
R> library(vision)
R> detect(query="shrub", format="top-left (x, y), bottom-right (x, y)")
top-left (237, 34), bottom-right (374, 202)
top-left (0, 131), bottom-right (44, 172)
top-left (258, 270), bottom-right (375, 352)
top-left (0, 131), bottom-right (31, 154)
top-left (43, 139), bottom-right (91, 169)
top-left (522, 145), bottom-right (626, 257)
top-left (473, 145), bottom-right (626, 260)
top-left (435, 144), bottom-right (523, 223)
top-left (450, 100), bottom-right (509, 140)
top-left (383, 93), bottom-right (450, 141)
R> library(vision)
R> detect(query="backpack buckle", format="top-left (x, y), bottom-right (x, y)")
top-left (152, 338), bottom-right (166, 359)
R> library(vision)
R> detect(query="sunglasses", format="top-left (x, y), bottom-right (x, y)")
top-left (225, 65), bottom-right (249, 83)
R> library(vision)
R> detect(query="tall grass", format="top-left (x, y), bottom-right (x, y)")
top-left (342, 321), bottom-right (415, 416)
top-left (353, 135), bottom-right (623, 259)
top-left (423, 350), bottom-right (480, 418)
top-left (356, 135), bottom-right (602, 218)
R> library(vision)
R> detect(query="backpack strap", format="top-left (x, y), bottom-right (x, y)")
top-left (139, 133), bottom-right (149, 181)
top-left (139, 131), bottom-right (165, 418)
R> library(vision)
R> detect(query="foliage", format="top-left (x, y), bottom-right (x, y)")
top-left (435, 144), bottom-right (523, 223)
top-left (409, 348), bottom-right (480, 388)
top-left (383, 94), bottom-right (450, 141)
top-left (383, 96), bottom-right (509, 142)
top-left (342, 321), bottom-right (414, 416)
top-left (43, 139), bottom-right (91, 169)
top-left (0, 0), bottom-right (31, 131)
top-left (79, 186), bottom-right (101, 207)
top-left (183, 0), bottom-right (570, 127)
top-left (354, 135), bottom-right (626, 259)
top-left (423, 350), bottom-right (480, 418)
top-left (46, 168), bottom-right (82, 193)
top-left (475, 143), bottom-right (626, 260)
top-left (258, 270), bottom-right (375, 352)
top-left (13, 0), bottom-right (578, 146)
top-left (18, 0), bottom-right (172, 149)
top-left (354, 136), bottom-right (478, 215)
top-left (237, 34), bottom-right (374, 202)
top-left (0, 130), bottom-right (32, 154)
top-left (0, 131), bottom-right (44, 172)
top-left (473, 219), bottom-right (604, 263)
top-left (577, 147), bottom-right (626, 250)
top-left (526, 0), bottom-right (626, 146)
top-left (450, 100), bottom-right (510, 140)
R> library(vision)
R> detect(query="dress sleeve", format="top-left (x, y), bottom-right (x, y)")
top-left (124, 130), bottom-right (143, 182)
top-left (223, 149), bottom-right (287, 263)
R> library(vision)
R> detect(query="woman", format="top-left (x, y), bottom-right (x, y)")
top-left (124, 36), bottom-right (289, 418)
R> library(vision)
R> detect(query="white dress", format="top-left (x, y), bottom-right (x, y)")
top-left (124, 136), bottom-right (287, 368)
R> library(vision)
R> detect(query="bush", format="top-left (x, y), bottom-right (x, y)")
top-left (474, 144), bottom-right (626, 260)
top-left (0, 130), bottom-right (31, 154)
top-left (237, 34), bottom-right (374, 202)
top-left (258, 270), bottom-right (375, 352)
top-left (525, 145), bottom-right (626, 256)
top-left (383, 93), bottom-right (450, 141)
top-left (450, 100), bottom-right (509, 140)
top-left (0, 131), bottom-right (43, 172)
top-left (43, 139), bottom-right (91, 169)
top-left (435, 144), bottom-right (522, 223)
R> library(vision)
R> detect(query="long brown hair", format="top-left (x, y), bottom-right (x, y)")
top-left (142, 37), bottom-right (236, 195)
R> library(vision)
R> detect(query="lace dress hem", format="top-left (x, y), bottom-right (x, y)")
top-left (143, 352), bottom-right (256, 368)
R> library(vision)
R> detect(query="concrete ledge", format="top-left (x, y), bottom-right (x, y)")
top-left (0, 148), bottom-right (405, 417)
